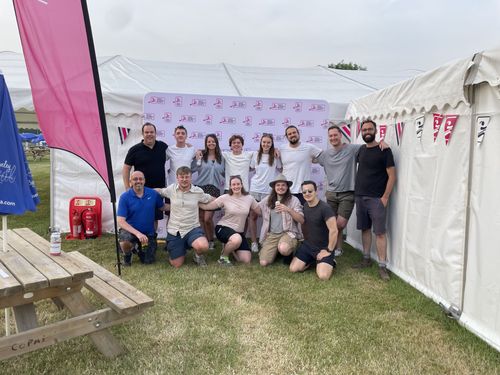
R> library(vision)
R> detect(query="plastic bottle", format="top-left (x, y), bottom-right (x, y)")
top-left (50, 226), bottom-right (62, 256)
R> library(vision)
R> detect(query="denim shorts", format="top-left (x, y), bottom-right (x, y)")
top-left (166, 227), bottom-right (205, 260)
top-left (355, 196), bottom-right (387, 235)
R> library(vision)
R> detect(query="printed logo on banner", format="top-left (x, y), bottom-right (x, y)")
top-left (379, 125), bottom-right (387, 140)
top-left (220, 117), bottom-right (236, 124)
top-left (433, 113), bottom-right (444, 142)
top-left (190, 98), bottom-right (206, 107)
top-left (253, 100), bottom-right (263, 111)
top-left (282, 117), bottom-right (292, 127)
top-left (317, 181), bottom-right (325, 192)
top-left (157, 130), bottom-right (166, 138)
top-left (306, 135), bottom-right (323, 144)
top-left (213, 98), bottom-right (224, 109)
top-left (298, 120), bottom-right (314, 128)
top-left (443, 115), bottom-right (459, 145)
top-left (203, 115), bottom-right (213, 125)
top-left (252, 133), bottom-right (262, 143)
top-left (189, 131), bottom-right (206, 139)
top-left (293, 102), bottom-right (302, 112)
top-left (415, 116), bottom-right (425, 139)
top-left (214, 131), bottom-right (223, 139)
top-left (259, 119), bottom-right (275, 126)
top-left (476, 116), bottom-right (491, 145)
top-left (269, 103), bottom-right (286, 110)
top-left (172, 96), bottom-right (183, 107)
top-left (311, 166), bottom-right (321, 175)
top-left (143, 113), bottom-right (155, 121)
top-left (243, 116), bottom-right (252, 126)
top-left (230, 100), bottom-right (246, 109)
top-left (179, 115), bottom-right (196, 123)
top-left (308, 103), bottom-right (327, 112)
top-left (275, 134), bottom-right (287, 142)
top-left (148, 96), bottom-right (166, 104)
top-left (162, 112), bottom-right (172, 122)
top-left (320, 119), bottom-right (330, 129)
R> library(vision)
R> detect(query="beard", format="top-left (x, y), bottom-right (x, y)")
top-left (362, 133), bottom-right (375, 143)
top-left (289, 137), bottom-right (299, 145)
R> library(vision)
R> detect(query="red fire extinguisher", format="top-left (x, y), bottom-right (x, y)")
top-left (71, 210), bottom-right (82, 239)
top-left (82, 208), bottom-right (97, 238)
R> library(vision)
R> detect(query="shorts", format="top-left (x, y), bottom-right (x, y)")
top-left (259, 232), bottom-right (298, 264)
top-left (295, 241), bottom-right (336, 267)
top-left (325, 191), bottom-right (355, 220)
top-left (215, 225), bottom-right (250, 251)
top-left (293, 193), bottom-right (306, 206)
top-left (166, 227), bottom-right (205, 260)
top-left (355, 196), bottom-right (387, 235)
top-left (250, 192), bottom-right (268, 202)
top-left (118, 229), bottom-right (157, 264)
top-left (199, 184), bottom-right (220, 198)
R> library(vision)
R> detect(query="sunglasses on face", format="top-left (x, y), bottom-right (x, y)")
top-left (302, 189), bottom-right (314, 194)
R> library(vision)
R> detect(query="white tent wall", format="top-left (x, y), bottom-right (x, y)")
top-left (345, 47), bottom-right (500, 351)
top-left (461, 81), bottom-right (500, 351)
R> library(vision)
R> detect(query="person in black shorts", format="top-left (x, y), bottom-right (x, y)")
top-left (289, 181), bottom-right (338, 280)
top-left (122, 122), bottom-right (168, 226)
top-left (352, 119), bottom-right (396, 281)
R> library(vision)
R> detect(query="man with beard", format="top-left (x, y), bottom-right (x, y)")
top-left (117, 171), bottom-right (166, 266)
top-left (317, 125), bottom-right (389, 257)
top-left (352, 120), bottom-right (396, 281)
top-left (122, 123), bottom-right (168, 225)
top-left (279, 125), bottom-right (322, 205)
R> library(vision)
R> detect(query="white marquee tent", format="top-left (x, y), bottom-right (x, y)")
top-left (345, 47), bottom-right (500, 351)
top-left (0, 51), bottom-right (414, 235)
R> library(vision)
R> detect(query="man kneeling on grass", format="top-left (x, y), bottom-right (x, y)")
top-left (117, 171), bottom-right (167, 266)
top-left (156, 166), bottom-right (214, 268)
top-left (289, 181), bottom-right (338, 280)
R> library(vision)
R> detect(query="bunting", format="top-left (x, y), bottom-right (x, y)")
top-left (476, 116), bottom-right (491, 145)
top-left (415, 116), bottom-right (425, 140)
top-left (443, 115), bottom-right (459, 145)
top-left (433, 113), bottom-right (444, 142)
top-left (395, 122), bottom-right (405, 146)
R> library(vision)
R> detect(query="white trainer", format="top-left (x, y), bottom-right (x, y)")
top-left (251, 242), bottom-right (259, 253)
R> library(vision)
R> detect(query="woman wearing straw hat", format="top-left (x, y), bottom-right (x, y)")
top-left (257, 173), bottom-right (303, 266)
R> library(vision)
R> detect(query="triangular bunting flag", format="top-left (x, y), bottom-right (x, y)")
top-left (477, 116), bottom-right (491, 145)
top-left (356, 120), bottom-right (361, 139)
top-left (379, 124), bottom-right (387, 140)
top-left (415, 116), bottom-right (425, 140)
top-left (443, 115), bottom-right (459, 145)
top-left (339, 123), bottom-right (351, 143)
top-left (395, 122), bottom-right (405, 146)
top-left (433, 113), bottom-right (444, 142)
top-left (118, 127), bottom-right (131, 145)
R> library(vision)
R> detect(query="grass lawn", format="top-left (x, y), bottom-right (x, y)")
top-left (2, 159), bottom-right (500, 374)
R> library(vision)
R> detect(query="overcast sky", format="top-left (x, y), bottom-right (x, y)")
top-left (1, 0), bottom-right (499, 72)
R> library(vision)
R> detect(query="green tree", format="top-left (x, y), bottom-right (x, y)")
top-left (328, 60), bottom-right (367, 71)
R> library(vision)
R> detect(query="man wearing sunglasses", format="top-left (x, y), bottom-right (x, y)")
top-left (352, 120), bottom-right (396, 281)
top-left (289, 181), bottom-right (338, 280)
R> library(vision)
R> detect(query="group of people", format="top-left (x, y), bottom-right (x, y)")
top-left (118, 119), bottom-right (395, 281)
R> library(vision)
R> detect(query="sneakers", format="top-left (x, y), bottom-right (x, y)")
top-left (251, 242), bottom-right (259, 253)
top-left (352, 257), bottom-right (373, 269)
top-left (334, 248), bottom-right (343, 257)
top-left (217, 257), bottom-right (233, 267)
top-left (123, 252), bottom-right (132, 267)
top-left (193, 254), bottom-right (208, 267)
top-left (208, 241), bottom-right (215, 251)
top-left (378, 266), bottom-right (390, 281)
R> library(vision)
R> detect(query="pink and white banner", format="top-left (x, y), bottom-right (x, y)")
top-left (443, 115), bottom-right (459, 145)
top-left (144, 92), bottom-right (330, 192)
top-left (14, 0), bottom-right (111, 190)
top-left (378, 124), bottom-right (387, 140)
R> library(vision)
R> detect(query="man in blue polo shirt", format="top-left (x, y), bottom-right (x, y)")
top-left (117, 171), bottom-right (166, 266)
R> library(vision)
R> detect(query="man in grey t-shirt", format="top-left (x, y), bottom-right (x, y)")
top-left (317, 125), bottom-right (388, 257)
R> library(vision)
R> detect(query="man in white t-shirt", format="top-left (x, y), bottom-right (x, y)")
top-left (279, 125), bottom-right (322, 205)
top-left (222, 135), bottom-right (253, 192)
top-left (166, 125), bottom-right (196, 186)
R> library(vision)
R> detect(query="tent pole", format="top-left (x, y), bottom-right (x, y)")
top-left (49, 149), bottom-right (54, 231)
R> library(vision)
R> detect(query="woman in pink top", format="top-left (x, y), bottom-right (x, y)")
top-left (200, 175), bottom-right (260, 266)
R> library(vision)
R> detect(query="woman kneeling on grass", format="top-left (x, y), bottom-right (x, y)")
top-left (199, 175), bottom-right (260, 266)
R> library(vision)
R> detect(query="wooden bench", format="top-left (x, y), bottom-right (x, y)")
top-left (0, 228), bottom-right (153, 360)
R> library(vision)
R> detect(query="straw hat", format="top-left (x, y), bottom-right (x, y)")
top-left (269, 173), bottom-right (293, 188)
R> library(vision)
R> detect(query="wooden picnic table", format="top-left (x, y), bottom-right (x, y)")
top-left (0, 228), bottom-right (153, 360)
